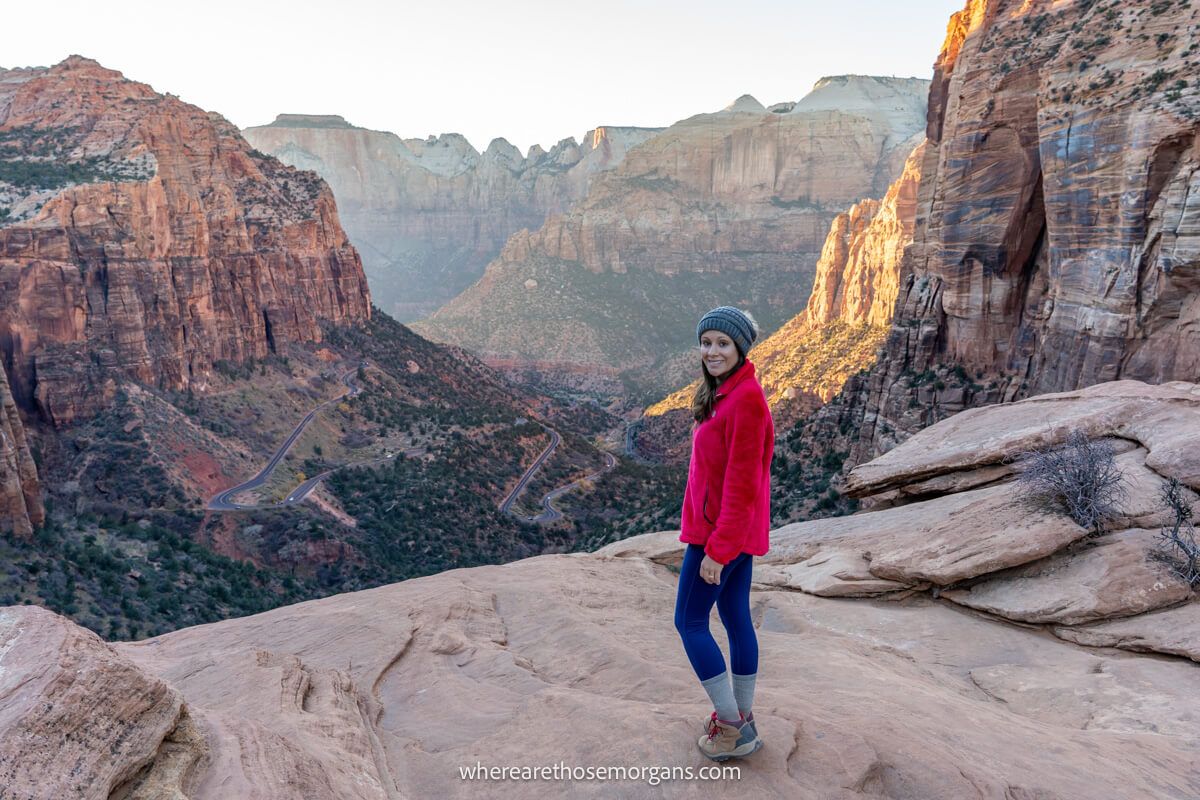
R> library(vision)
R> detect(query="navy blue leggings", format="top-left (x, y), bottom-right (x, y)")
top-left (673, 543), bottom-right (758, 682)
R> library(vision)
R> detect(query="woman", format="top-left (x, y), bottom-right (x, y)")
top-left (674, 305), bottom-right (774, 761)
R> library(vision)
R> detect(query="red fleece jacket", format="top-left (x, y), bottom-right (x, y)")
top-left (679, 358), bottom-right (775, 564)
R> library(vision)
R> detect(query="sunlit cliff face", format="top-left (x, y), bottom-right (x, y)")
top-left (700, 330), bottom-right (738, 382)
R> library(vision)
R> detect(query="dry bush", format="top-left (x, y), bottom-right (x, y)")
top-left (1014, 430), bottom-right (1126, 536)
top-left (1154, 477), bottom-right (1200, 587)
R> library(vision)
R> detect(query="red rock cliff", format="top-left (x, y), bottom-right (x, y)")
top-left (846, 0), bottom-right (1200, 461)
top-left (803, 141), bottom-right (925, 332)
top-left (0, 56), bottom-right (371, 425)
top-left (0, 363), bottom-right (41, 536)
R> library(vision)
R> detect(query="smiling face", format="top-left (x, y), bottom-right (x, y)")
top-left (700, 329), bottom-right (739, 380)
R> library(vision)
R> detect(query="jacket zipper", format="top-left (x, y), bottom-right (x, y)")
top-left (703, 490), bottom-right (715, 525)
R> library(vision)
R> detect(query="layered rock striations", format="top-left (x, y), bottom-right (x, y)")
top-left (0, 606), bottom-right (192, 799)
top-left (0, 56), bottom-right (371, 425)
top-left (801, 141), bottom-right (924, 332)
top-left (0, 363), bottom-right (41, 536)
top-left (2, 380), bottom-right (1199, 798)
top-left (501, 75), bottom-right (929, 277)
top-left (842, 0), bottom-right (1200, 463)
top-left (410, 76), bottom-right (930, 398)
top-left (243, 116), bottom-right (660, 320)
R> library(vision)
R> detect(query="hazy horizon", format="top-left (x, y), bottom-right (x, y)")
top-left (6, 0), bottom-right (964, 154)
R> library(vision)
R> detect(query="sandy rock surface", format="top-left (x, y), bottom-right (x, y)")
top-left (942, 527), bottom-right (1193, 625)
top-left (1, 547), bottom-right (1196, 798)
top-left (1053, 602), bottom-right (1200, 664)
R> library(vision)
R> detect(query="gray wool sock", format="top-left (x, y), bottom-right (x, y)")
top-left (700, 671), bottom-right (741, 723)
top-left (732, 672), bottom-right (757, 716)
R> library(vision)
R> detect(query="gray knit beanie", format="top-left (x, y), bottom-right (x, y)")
top-left (696, 306), bottom-right (759, 354)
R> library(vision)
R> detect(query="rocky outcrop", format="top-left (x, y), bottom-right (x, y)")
top-left (243, 116), bottom-right (659, 320)
top-left (844, 380), bottom-right (1200, 500)
top-left (941, 526), bottom-right (1193, 625)
top-left (0, 363), bottom-right (41, 536)
top-left (845, 0), bottom-right (1200, 463)
top-left (0, 606), bottom-right (193, 799)
top-left (0, 56), bottom-right (371, 425)
top-left (780, 380), bottom-right (1200, 618)
top-left (1053, 602), bottom-right (1200, 662)
top-left (410, 76), bottom-right (930, 398)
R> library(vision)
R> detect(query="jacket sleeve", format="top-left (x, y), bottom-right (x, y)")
top-left (705, 398), bottom-right (767, 565)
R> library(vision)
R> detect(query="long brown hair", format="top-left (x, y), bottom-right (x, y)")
top-left (690, 344), bottom-right (746, 425)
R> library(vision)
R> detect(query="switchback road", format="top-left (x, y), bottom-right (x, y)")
top-left (207, 368), bottom-right (361, 511)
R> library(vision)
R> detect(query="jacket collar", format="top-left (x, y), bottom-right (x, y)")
top-left (715, 359), bottom-right (755, 398)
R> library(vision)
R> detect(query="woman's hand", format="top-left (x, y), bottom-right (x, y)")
top-left (700, 554), bottom-right (723, 584)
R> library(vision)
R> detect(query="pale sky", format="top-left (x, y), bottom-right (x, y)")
top-left (6, 0), bottom-right (965, 155)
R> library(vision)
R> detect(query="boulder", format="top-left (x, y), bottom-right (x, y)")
top-left (762, 479), bottom-right (1087, 592)
top-left (0, 606), bottom-right (190, 800)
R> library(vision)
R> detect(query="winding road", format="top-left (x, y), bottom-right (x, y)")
top-left (207, 367), bottom-right (362, 511)
top-left (209, 367), bottom-right (619, 522)
top-left (499, 422), bottom-right (619, 524)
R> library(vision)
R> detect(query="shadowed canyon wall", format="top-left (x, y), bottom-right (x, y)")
top-left (0, 364), bottom-right (41, 536)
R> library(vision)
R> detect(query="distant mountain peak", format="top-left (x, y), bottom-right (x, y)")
top-left (793, 74), bottom-right (931, 121)
top-left (723, 94), bottom-right (766, 114)
top-left (812, 73), bottom-right (924, 87)
top-left (265, 114), bottom-right (357, 129)
top-left (58, 54), bottom-right (104, 69)
top-left (45, 55), bottom-right (126, 81)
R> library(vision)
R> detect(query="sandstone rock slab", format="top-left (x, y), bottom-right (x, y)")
top-left (0, 606), bottom-right (187, 800)
top-left (942, 528), bottom-right (1194, 626)
top-left (1053, 602), bottom-right (1200, 664)
top-left (2, 548), bottom-right (1198, 797)
top-left (763, 550), bottom-right (914, 597)
top-left (116, 554), bottom-right (1200, 798)
top-left (592, 529), bottom-right (683, 566)
top-left (763, 479), bottom-right (1087, 592)
top-left (848, 381), bottom-right (1200, 497)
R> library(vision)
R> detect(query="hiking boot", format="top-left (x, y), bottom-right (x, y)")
top-left (704, 709), bottom-right (757, 740)
top-left (697, 715), bottom-right (762, 761)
